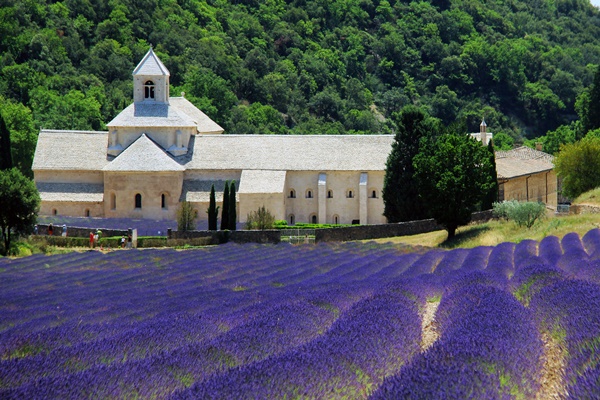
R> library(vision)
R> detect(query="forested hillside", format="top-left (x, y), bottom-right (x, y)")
top-left (1, 0), bottom-right (600, 175)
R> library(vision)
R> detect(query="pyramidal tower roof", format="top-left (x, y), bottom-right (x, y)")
top-left (133, 48), bottom-right (170, 77)
top-left (103, 134), bottom-right (184, 172)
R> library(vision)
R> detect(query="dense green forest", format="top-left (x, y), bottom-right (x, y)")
top-left (1, 0), bottom-right (600, 175)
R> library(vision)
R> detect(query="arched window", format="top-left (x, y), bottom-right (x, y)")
top-left (289, 214), bottom-right (295, 225)
top-left (135, 193), bottom-right (142, 209)
top-left (311, 214), bottom-right (317, 224)
top-left (333, 214), bottom-right (339, 224)
top-left (144, 80), bottom-right (155, 99)
top-left (347, 190), bottom-right (354, 198)
top-left (371, 189), bottom-right (377, 198)
top-left (52, 209), bottom-right (58, 215)
top-left (85, 209), bottom-right (90, 217)
top-left (327, 190), bottom-right (333, 198)
top-left (289, 189), bottom-right (296, 198)
top-left (110, 193), bottom-right (116, 210)
top-left (306, 189), bottom-right (313, 199)
top-left (161, 193), bottom-right (167, 209)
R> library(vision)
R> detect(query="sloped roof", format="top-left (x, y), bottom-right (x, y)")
top-left (32, 130), bottom-right (110, 171)
top-left (238, 170), bottom-right (286, 194)
top-left (495, 146), bottom-right (554, 179)
top-left (36, 182), bottom-right (104, 202)
top-left (170, 97), bottom-right (224, 134)
top-left (132, 48), bottom-right (170, 76)
top-left (186, 135), bottom-right (395, 171)
top-left (106, 102), bottom-right (197, 128)
top-left (181, 180), bottom-right (239, 203)
top-left (103, 134), bottom-right (185, 172)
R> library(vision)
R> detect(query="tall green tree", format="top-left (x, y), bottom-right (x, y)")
top-left (414, 124), bottom-right (494, 239)
top-left (481, 140), bottom-right (499, 210)
top-left (221, 181), bottom-right (230, 231)
top-left (383, 106), bottom-right (437, 222)
top-left (206, 184), bottom-right (219, 231)
top-left (0, 112), bottom-right (12, 171)
top-left (554, 137), bottom-right (600, 199)
top-left (0, 168), bottom-right (40, 255)
top-left (228, 181), bottom-right (237, 231)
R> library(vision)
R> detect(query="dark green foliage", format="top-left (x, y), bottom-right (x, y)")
top-left (0, 111), bottom-right (12, 170)
top-left (228, 182), bottom-right (237, 231)
top-left (221, 181), bottom-right (230, 231)
top-left (176, 201), bottom-right (196, 232)
top-left (482, 140), bottom-right (499, 210)
top-left (414, 124), bottom-right (494, 239)
top-left (207, 184), bottom-right (219, 231)
top-left (0, 168), bottom-right (40, 255)
top-left (2, 0), bottom-right (600, 173)
top-left (383, 106), bottom-right (437, 223)
top-left (584, 65), bottom-right (600, 134)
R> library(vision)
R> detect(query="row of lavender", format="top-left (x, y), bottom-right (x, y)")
top-left (2, 231), bottom-right (600, 398)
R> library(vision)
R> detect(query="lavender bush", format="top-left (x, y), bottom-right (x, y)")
top-left (2, 230), bottom-right (600, 398)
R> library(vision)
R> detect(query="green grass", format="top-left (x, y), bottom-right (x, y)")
top-left (369, 212), bottom-right (600, 249)
top-left (574, 187), bottom-right (600, 206)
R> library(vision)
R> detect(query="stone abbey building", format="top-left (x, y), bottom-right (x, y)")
top-left (33, 49), bottom-right (557, 226)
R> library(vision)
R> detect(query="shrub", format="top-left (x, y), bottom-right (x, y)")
top-left (246, 206), bottom-right (275, 230)
top-left (177, 201), bottom-right (197, 232)
top-left (493, 200), bottom-right (546, 228)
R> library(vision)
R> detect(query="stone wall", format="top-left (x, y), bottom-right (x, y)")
top-left (37, 224), bottom-right (128, 238)
top-left (168, 229), bottom-right (281, 245)
top-left (314, 210), bottom-right (494, 243)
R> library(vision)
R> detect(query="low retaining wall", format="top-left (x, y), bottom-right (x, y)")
top-left (315, 210), bottom-right (494, 243)
top-left (570, 204), bottom-right (600, 215)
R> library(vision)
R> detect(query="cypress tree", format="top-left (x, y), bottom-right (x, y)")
top-left (228, 181), bottom-right (237, 231)
top-left (382, 106), bottom-right (437, 222)
top-left (482, 140), bottom-right (499, 210)
top-left (221, 181), bottom-right (230, 230)
top-left (0, 112), bottom-right (12, 171)
top-left (207, 184), bottom-right (219, 230)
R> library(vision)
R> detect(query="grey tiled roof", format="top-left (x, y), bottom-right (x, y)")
top-left (103, 134), bottom-right (185, 172)
top-left (133, 48), bottom-right (170, 76)
top-left (37, 182), bottom-right (104, 202)
top-left (185, 135), bottom-right (395, 171)
top-left (106, 103), bottom-right (197, 128)
top-left (495, 146), bottom-right (554, 179)
top-left (181, 180), bottom-right (239, 203)
top-left (238, 170), bottom-right (286, 193)
top-left (169, 97), bottom-right (224, 134)
top-left (32, 130), bottom-right (110, 171)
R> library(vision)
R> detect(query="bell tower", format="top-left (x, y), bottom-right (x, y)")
top-left (132, 47), bottom-right (170, 104)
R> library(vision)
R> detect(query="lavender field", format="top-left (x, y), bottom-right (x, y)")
top-left (2, 230), bottom-right (600, 399)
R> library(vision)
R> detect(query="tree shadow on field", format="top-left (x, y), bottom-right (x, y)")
top-left (440, 225), bottom-right (491, 249)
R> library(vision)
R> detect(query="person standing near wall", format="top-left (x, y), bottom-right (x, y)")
top-left (89, 232), bottom-right (94, 248)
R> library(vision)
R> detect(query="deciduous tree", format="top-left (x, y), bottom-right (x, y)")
top-left (414, 123), bottom-right (494, 238)
top-left (554, 137), bottom-right (600, 199)
top-left (0, 168), bottom-right (40, 255)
